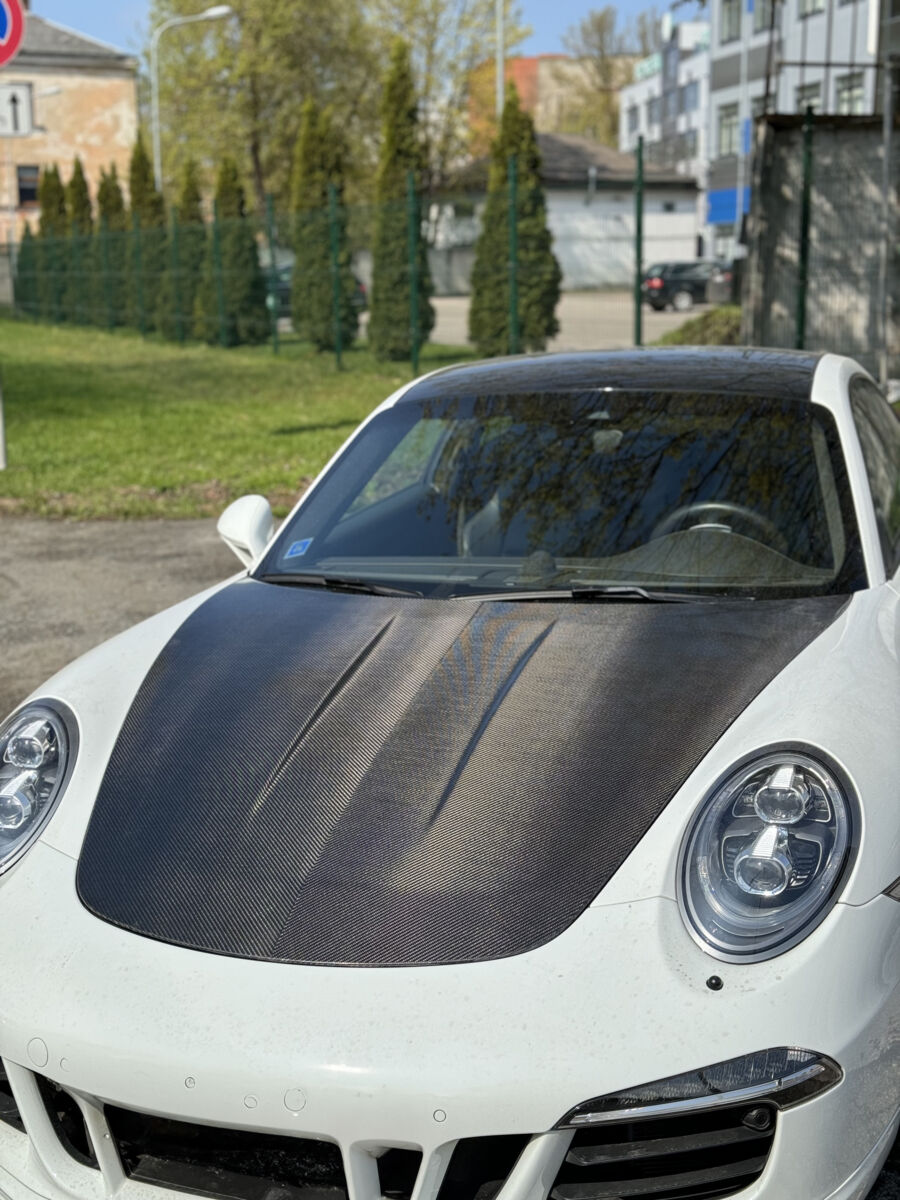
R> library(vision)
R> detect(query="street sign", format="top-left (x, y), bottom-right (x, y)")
top-left (0, 0), bottom-right (25, 69)
top-left (0, 82), bottom-right (30, 136)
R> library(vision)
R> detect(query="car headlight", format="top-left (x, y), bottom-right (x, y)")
top-left (679, 748), bottom-right (857, 962)
top-left (0, 703), bottom-right (76, 874)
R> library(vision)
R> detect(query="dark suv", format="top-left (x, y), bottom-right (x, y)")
top-left (641, 261), bottom-right (721, 312)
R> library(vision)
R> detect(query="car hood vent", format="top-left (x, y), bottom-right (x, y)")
top-left (76, 580), bottom-right (845, 966)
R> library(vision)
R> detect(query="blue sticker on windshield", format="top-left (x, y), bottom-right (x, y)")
top-left (286, 538), bottom-right (314, 559)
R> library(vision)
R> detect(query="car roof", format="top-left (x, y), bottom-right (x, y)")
top-left (401, 348), bottom-right (825, 404)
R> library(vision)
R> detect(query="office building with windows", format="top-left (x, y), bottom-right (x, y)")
top-left (620, 0), bottom-right (885, 258)
top-left (706, 0), bottom-right (879, 252)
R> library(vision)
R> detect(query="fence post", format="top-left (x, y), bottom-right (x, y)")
top-left (265, 194), bottom-right (280, 355)
top-left (327, 183), bottom-right (345, 371)
top-left (132, 213), bottom-right (147, 336)
top-left (634, 135), bottom-right (644, 348)
top-left (100, 219), bottom-right (114, 331)
top-left (406, 171), bottom-right (420, 375)
top-left (212, 200), bottom-right (228, 348)
top-left (507, 154), bottom-right (520, 355)
top-left (795, 106), bottom-right (814, 351)
top-left (7, 237), bottom-right (15, 313)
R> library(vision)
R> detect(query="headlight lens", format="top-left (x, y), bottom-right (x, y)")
top-left (0, 704), bottom-right (75, 873)
top-left (679, 749), bottom-right (856, 961)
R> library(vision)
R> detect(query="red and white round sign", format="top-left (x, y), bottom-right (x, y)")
top-left (0, 0), bottom-right (25, 69)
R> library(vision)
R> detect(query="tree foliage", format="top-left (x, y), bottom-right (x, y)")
top-left (554, 6), bottom-right (659, 145)
top-left (469, 84), bottom-right (561, 357)
top-left (37, 165), bottom-right (67, 321)
top-left (94, 164), bottom-right (128, 328)
top-left (195, 158), bottom-right (269, 346)
top-left (126, 136), bottom-right (167, 331)
top-left (369, 0), bottom-right (527, 188)
top-left (290, 100), bottom-right (358, 351)
top-left (145, 0), bottom-right (379, 210)
top-left (63, 158), bottom-right (93, 324)
top-left (158, 160), bottom-right (207, 340)
top-left (14, 226), bottom-right (39, 318)
top-left (369, 39), bottom-right (435, 361)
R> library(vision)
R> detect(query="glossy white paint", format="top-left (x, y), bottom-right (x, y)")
top-left (217, 494), bottom-right (276, 568)
top-left (1, 353), bottom-right (898, 1200)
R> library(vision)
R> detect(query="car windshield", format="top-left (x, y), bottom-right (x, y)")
top-left (258, 391), bottom-right (866, 599)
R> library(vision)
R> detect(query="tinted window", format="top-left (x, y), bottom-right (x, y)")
top-left (262, 392), bottom-right (864, 599)
top-left (850, 375), bottom-right (900, 572)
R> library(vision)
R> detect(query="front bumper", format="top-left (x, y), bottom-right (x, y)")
top-left (0, 844), bottom-right (898, 1200)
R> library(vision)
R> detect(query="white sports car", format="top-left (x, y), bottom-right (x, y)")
top-left (1, 349), bottom-right (898, 1200)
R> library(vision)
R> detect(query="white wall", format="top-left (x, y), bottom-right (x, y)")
top-left (547, 187), bottom-right (698, 288)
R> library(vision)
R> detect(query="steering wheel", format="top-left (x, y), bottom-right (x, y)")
top-left (650, 501), bottom-right (788, 554)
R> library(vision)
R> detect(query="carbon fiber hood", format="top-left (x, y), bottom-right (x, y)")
top-left (76, 580), bottom-right (845, 966)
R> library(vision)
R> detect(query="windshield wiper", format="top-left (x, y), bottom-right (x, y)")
top-left (257, 573), bottom-right (423, 598)
top-left (457, 585), bottom-right (728, 603)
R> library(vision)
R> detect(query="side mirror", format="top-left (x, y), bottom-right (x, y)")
top-left (217, 495), bottom-right (275, 568)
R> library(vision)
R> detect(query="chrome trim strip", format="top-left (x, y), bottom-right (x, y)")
top-left (567, 1063), bottom-right (825, 1126)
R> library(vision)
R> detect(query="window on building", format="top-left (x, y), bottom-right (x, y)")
top-left (754, 0), bottom-right (776, 31)
top-left (798, 0), bottom-right (824, 16)
top-left (681, 80), bottom-right (700, 112)
top-left (718, 102), bottom-right (740, 155)
top-left (836, 71), bottom-right (865, 113)
top-left (664, 89), bottom-right (679, 118)
top-left (647, 96), bottom-right (662, 124)
top-left (721, 0), bottom-right (741, 41)
top-left (627, 104), bottom-right (640, 133)
top-left (17, 165), bottom-right (39, 208)
top-left (752, 94), bottom-right (768, 118)
top-left (795, 82), bottom-right (822, 112)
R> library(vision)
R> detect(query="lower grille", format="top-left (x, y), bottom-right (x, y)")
top-left (378, 1149), bottom-right (423, 1200)
top-left (35, 1074), bottom-right (98, 1168)
top-left (0, 1060), bottom-right (25, 1135)
top-left (551, 1103), bottom-right (776, 1200)
top-left (104, 1106), bottom-right (349, 1200)
top-left (436, 1135), bottom-right (531, 1200)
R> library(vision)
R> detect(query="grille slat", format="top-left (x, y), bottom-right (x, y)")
top-left (104, 1106), bottom-right (348, 1200)
top-left (0, 1061), bottom-right (25, 1135)
top-left (553, 1104), bottom-right (776, 1200)
top-left (567, 1124), bottom-right (769, 1165)
top-left (552, 1155), bottom-right (768, 1199)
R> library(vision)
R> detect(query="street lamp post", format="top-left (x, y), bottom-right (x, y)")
top-left (150, 4), bottom-right (233, 193)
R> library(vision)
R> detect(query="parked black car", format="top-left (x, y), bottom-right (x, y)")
top-left (641, 261), bottom-right (723, 312)
top-left (269, 264), bottom-right (368, 321)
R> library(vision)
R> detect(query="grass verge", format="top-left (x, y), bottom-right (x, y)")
top-left (656, 306), bottom-right (743, 346)
top-left (0, 317), bottom-right (471, 519)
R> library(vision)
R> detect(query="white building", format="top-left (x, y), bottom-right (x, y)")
top-left (618, 18), bottom-right (711, 243)
top-left (619, 0), bottom-right (886, 259)
top-left (431, 132), bottom-right (699, 294)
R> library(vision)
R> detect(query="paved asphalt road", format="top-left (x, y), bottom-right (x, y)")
top-left (0, 516), bottom-right (898, 1198)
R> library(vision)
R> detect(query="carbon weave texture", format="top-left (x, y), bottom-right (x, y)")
top-left (76, 581), bottom-right (845, 965)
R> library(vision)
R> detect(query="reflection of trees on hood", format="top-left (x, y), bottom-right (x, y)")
top-left (415, 394), bottom-right (836, 567)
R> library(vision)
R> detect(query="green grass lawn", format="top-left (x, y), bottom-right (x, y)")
top-left (0, 317), bottom-right (471, 519)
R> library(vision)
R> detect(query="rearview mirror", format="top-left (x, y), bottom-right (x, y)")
top-left (217, 495), bottom-right (275, 567)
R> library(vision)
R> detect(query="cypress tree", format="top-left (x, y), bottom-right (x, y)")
top-left (158, 160), bottom-right (206, 341)
top-left (290, 100), bottom-right (358, 351)
top-left (368, 39), bottom-right (434, 362)
top-left (469, 85), bottom-right (562, 357)
top-left (63, 158), bottom-right (93, 324)
top-left (125, 135), bottom-right (167, 331)
top-left (93, 164), bottom-right (128, 328)
top-left (195, 158), bottom-right (268, 347)
top-left (37, 165), bottom-right (67, 321)
top-left (14, 226), bottom-right (39, 318)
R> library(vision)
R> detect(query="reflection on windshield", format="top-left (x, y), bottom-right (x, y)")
top-left (258, 391), bottom-right (865, 599)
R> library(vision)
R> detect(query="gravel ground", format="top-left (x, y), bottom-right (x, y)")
top-left (0, 516), bottom-right (898, 1197)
